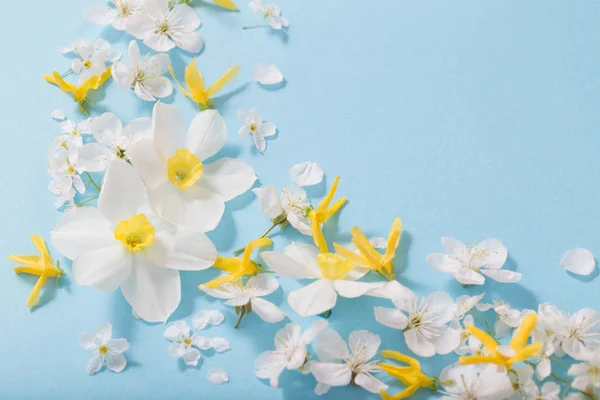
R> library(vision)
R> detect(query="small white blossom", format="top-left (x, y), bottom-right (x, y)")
top-left (568, 349), bottom-right (600, 392)
top-left (164, 320), bottom-right (212, 366)
top-left (439, 364), bottom-right (513, 400)
top-left (476, 300), bottom-right (524, 338)
top-left (47, 143), bottom-right (86, 195)
top-left (63, 39), bottom-right (121, 84)
top-left (454, 292), bottom-right (485, 320)
top-left (248, 0), bottom-right (289, 30)
top-left (237, 108), bottom-right (276, 152)
top-left (85, 0), bottom-right (144, 31)
top-left (252, 185), bottom-right (312, 235)
top-left (79, 322), bottom-right (128, 375)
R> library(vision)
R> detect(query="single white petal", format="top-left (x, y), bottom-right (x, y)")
top-left (200, 158), bottom-right (257, 202)
top-left (252, 187), bottom-right (284, 219)
top-left (148, 76), bottom-right (173, 99)
top-left (126, 12), bottom-right (157, 39)
top-left (73, 245), bottom-right (132, 292)
top-left (208, 368), bottom-right (229, 384)
top-left (424, 291), bottom-right (457, 324)
top-left (308, 363), bottom-right (352, 387)
top-left (333, 280), bottom-right (387, 299)
top-left (107, 338), bottom-right (129, 354)
top-left (251, 298), bottom-right (286, 323)
top-left (79, 332), bottom-right (96, 350)
top-left (164, 320), bottom-right (190, 341)
top-left (477, 238), bottom-right (508, 269)
top-left (348, 330), bottom-right (381, 362)
top-left (86, 353), bottom-right (104, 374)
top-left (404, 328), bottom-right (436, 357)
top-left (453, 268), bottom-right (486, 285)
top-left (152, 102), bottom-right (188, 160)
top-left (90, 112), bottom-right (121, 147)
top-left (426, 253), bottom-right (461, 272)
top-left (211, 337), bottom-right (231, 353)
top-left (186, 109), bottom-right (227, 161)
top-left (316, 328), bottom-right (351, 361)
top-left (85, 4), bottom-right (117, 25)
top-left (260, 251), bottom-right (318, 279)
top-left (289, 162), bottom-right (324, 186)
top-left (183, 347), bottom-right (201, 366)
top-left (147, 226), bottom-right (217, 270)
top-left (51, 109), bottom-right (65, 120)
top-left (168, 342), bottom-right (186, 357)
top-left (374, 307), bottom-right (408, 330)
top-left (169, 30), bottom-right (205, 53)
top-left (536, 358), bottom-right (552, 380)
top-left (111, 61), bottom-right (134, 89)
top-left (561, 248), bottom-right (596, 276)
top-left (106, 353), bottom-right (127, 373)
top-left (355, 373), bottom-right (388, 394)
top-left (253, 134), bottom-right (267, 152)
top-left (259, 122), bottom-right (276, 137)
top-left (80, 142), bottom-right (110, 172)
top-left (434, 327), bottom-right (461, 355)
top-left (120, 257), bottom-right (181, 323)
top-left (441, 237), bottom-right (468, 257)
top-left (255, 350), bottom-right (286, 387)
top-left (98, 159), bottom-right (146, 223)
top-left (253, 63), bottom-right (284, 85)
top-left (95, 322), bottom-right (112, 342)
top-left (192, 335), bottom-right (212, 350)
top-left (127, 138), bottom-right (167, 190)
top-left (481, 268), bottom-right (522, 283)
top-left (288, 280), bottom-right (337, 317)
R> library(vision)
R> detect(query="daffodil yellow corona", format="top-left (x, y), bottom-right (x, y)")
top-left (378, 350), bottom-right (434, 400)
top-left (167, 149), bottom-right (204, 189)
top-left (334, 217), bottom-right (402, 280)
top-left (169, 58), bottom-right (240, 110)
top-left (8, 235), bottom-right (64, 308)
top-left (113, 214), bottom-right (156, 252)
top-left (44, 67), bottom-right (112, 116)
top-left (308, 175), bottom-right (346, 227)
top-left (459, 312), bottom-right (542, 368)
top-left (201, 238), bottom-right (272, 289)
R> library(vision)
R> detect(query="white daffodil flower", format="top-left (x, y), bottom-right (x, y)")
top-left (237, 108), bottom-right (276, 152)
top-left (255, 320), bottom-right (328, 388)
top-left (193, 310), bottom-right (224, 329)
top-left (164, 320), bottom-right (212, 366)
top-left (476, 300), bottom-right (524, 338)
top-left (454, 292), bottom-right (485, 320)
top-left (289, 161), bottom-right (324, 187)
top-left (51, 159), bottom-right (218, 323)
top-left (112, 41), bottom-right (173, 102)
top-left (47, 143), bottom-right (86, 195)
top-left (538, 302), bottom-right (600, 361)
top-left (208, 368), bottom-right (229, 384)
top-left (304, 329), bottom-right (388, 395)
top-left (200, 275), bottom-right (285, 326)
top-left (127, 102), bottom-right (257, 232)
top-left (252, 186), bottom-right (312, 236)
top-left (248, 1), bottom-right (289, 30)
top-left (375, 289), bottom-right (460, 357)
top-left (79, 322), bottom-right (129, 375)
top-left (438, 364), bottom-right (514, 400)
top-left (427, 237), bottom-right (521, 285)
top-left (253, 63), bottom-right (284, 85)
top-left (561, 248), bottom-right (596, 276)
top-left (80, 112), bottom-right (151, 172)
top-left (70, 39), bottom-right (121, 85)
top-left (127, 0), bottom-right (204, 53)
top-left (261, 242), bottom-right (398, 317)
top-left (85, 0), bottom-right (144, 31)
top-left (450, 315), bottom-right (483, 356)
top-left (568, 349), bottom-right (600, 392)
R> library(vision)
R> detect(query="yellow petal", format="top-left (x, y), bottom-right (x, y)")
top-left (30, 234), bottom-right (53, 265)
top-left (465, 324), bottom-right (499, 356)
top-left (322, 197), bottom-right (346, 221)
top-left (184, 58), bottom-right (208, 102)
top-left (169, 65), bottom-right (193, 99)
top-left (511, 342), bottom-right (542, 364)
top-left (26, 274), bottom-right (48, 308)
top-left (14, 266), bottom-right (45, 275)
top-left (207, 64), bottom-right (241, 98)
top-left (380, 385), bottom-right (420, 400)
top-left (213, 256), bottom-right (244, 274)
top-left (242, 237), bottom-right (272, 264)
top-left (380, 350), bottom-right (420, 369)
top-left (201, 272), bottom-right (240, 290)
top-left (46, 72), bottom-right (76, 93)
top-left (458, 355), bottom-right (506, 366)
top-left (378, 362), bottom-right (415, 383)
top-left (212, 0), bottom-right (237, 10)
top-left (317, 175), bottom-right (340, 214)
top-left (310, 211), bottom-right (328, 253)
top-left (333, 243), bottom-right (371, 268)
top-left (384, 217), bottom-right (402, 261)
top-left (510, 312), bottom-right (538, 350)
top-left (351, 226), bottom-right (382, 266)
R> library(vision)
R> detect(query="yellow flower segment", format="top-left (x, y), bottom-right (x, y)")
top-left (167, 149), bottom-right (204, 190)
top-left (212, 0), bottom-right (237, 10)
top-left (378, 350), bottom-right (434, 400)
top-left (113, 214), bottom-right (156, 252)
top-left (334, 217), bottom-right (402, 280)
top-left (8, 235), bottom-right (64, 308)
top-left (44, 66), bottom-right (112, 116)
top-left (169, 58), bottom-right (241, 110)
top-left (309, 175), bottom-right (346, 226)
top-left (459, 312), bottom-right (542, 368)
top-left (202, 238), bottom-right (272, 289)
top-left (310, 211), bottom-right (355, 281)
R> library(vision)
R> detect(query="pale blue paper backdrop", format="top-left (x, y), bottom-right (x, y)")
top-left (1, 0), bottom-right (599, 399)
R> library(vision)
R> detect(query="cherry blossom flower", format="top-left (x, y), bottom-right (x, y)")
top-left (438, 364), bottom-right (513, 400)
top-left (64, 39), bottom-right (121, 85)
top-left (427, 237), bottom-right (521, 285)
top-left (237, 108), bottom-right (276, 152)
top-left (568, 349), bottom-right (600, 392)
top-left (255, 320), bottom-right (328, 388)
top-left (79, 322), bottom-right (128, 374)
top-left (51, 160), bottom-right (218, 322)
top-left (476, 300), bottom-right (524, 338)
top-left (112, 41), bottom-right (173, 101)
top-left (127, 102), bottom-right (256, 232)
top-left (454, 292), bottom-right (485, 320)
top-left (252, 185), bottom-right (312, 236)
top-left (127, 0), bottom-right (204, 53)
top-left (85, 0), bottom-right (144, 31)
top-left (247, 1), bottom-right (289, 30)
top-left (374, 289), bottom-right (460, 357)
top-left (47, 143), bottom-right (86, 196)
top-left (164, 320), bottom-right (212, 366)
top-left (304, 329), bottom-right (388, 395)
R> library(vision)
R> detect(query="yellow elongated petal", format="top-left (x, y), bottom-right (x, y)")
top-left (46, 72), bottom-right (76, 93)
top-left (30, 234), bottom-right (52, 265)
top-left (14, 266), bottom-right (45, 275)
top-left (8, 254), bottom-right (41, 267)
top-left (212, 0), bottom-right (237, 10)
top-left (510, 313), bottom-right (538, 350)
top-left (384, 217), bottom-right (403, 262)
top-left (378, 363), bottom-right (415, 382)
top-left (458, 355), bottom-right (506, 366)
top-left (242, 237), bottom-right (272, 264)
top-left (26, 274), bottom-right (48, 308)
top-left (169, 65), bottom-right (193, 99)
top-left (351, 226), bottom-right (382, 266)
top-left (310, 211), bottom-right (328, 253)
top-left (511, 342), bottom-right (542, 364)
top-left (184, 58), bottom-right (207, 101)
top-left (207, 64), bottom-right (241, 98)
top-left (213, 256), bottom-right (243, 274)
top-left (318, 175), bottom-right (340, 213)
top-left (322, 197), bottom-right (346, 221)
top-left (380, 385), bottom-right (420, 400)
top-left (333, 243), bottom-right (371, 268)
top-left (380, 350), bottom-right (420, 369)
top-left (201, 272), bottom-right (241, 290)
top-left (465, 324), bottom-right (499, 356)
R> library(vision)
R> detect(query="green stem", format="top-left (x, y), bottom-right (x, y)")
top-left (84, 172), bottom-right (102, 191)
top-left (76, 196), bottom-right (99, 207)
top-left (471, 309), bottom-right (493, 335)
top-left (233, 221), bottom-right (280, 255)
top-left (61, 69), bottom-right (72, 78)
top-left (550, 355), bottom-right (570, 368)
top-left (234, 308), bottom-right (245, 329)
top-left (243, 16), bottom-right (267, 30)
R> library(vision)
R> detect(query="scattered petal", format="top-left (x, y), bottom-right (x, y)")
top-left (253, 63), bottom-right (284, 85)
top-left (208, 368), bottom-right (229, 384)
top-left (289, 161), bottom-right (324, 186)
top-left (561, 248), bottom-right (596, 276)
top-left (51, 109), bottom-right (65, 121)
top-left (211, 337), bottom-right (231, 353)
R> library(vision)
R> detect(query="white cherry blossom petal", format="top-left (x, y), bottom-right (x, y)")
top-left (289, 162), bottom-right (324, 186)
top-left (561, 248), bottom-right (596, 276)
top-left (253, 63), bottom-right (284, 85)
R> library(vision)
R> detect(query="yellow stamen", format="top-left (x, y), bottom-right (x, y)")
top-left (167, 149), bottom-right (204, 190)
top-left (98, 345), bottom-right (109, 355)
top-left (83, 60), bottom-right (92, 69)
top-left (114, 214), bottom-right (155, 252)
top-left (183, 337), bottom-right (193, 346)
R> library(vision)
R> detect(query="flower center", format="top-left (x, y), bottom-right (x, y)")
top-left (167, 149), bottom-right (204, 190)
top-left (249, 123), bottom-right (258, 133)
top-left (183, 336), bottom-right (193, 346)
top-left (590, 365), bottom-right (600, 375)
top-left (114, 214), bottom-right (155, 252)
top-left (157, 20), bottom-right (169, 34)
top-left (67, 165), bottom-right (76, 175)
top-left (116, 146), bottom-right (127, 159)
top-left (317, 253), bottom-right (354, 280)
top-left (98, 345), bottom-right (109, 355)
top-left (118, 2), bottom-right (132, 17)
top-left (83, 60), bottom-right (92, 69)
top-left (134, 70), bottom-right (146, 85)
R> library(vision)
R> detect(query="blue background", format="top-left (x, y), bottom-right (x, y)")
top-left (1, 0), bottom-right (599, 399)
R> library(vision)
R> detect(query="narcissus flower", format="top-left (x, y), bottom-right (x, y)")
top-left (378, 350), bottom-right (434, 400)
top-left (170, 58), bottom-right (240, 110)
top-left (200, 238), bottom-right (272, 290)
top-left (8, 235), bottom-right (64, 308)
top-left (334, 217), bottom-right (402, 280)
top-left (459, 312), bottom-right (542, 368)
top-left (128, 102), bottom-right (256, 232)
top-left (51, 159), bottom-right (217, 323)
top-left (44, 67), bottom-right (112, 116)
top-left (79, 322), bottom-right (128, 374)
